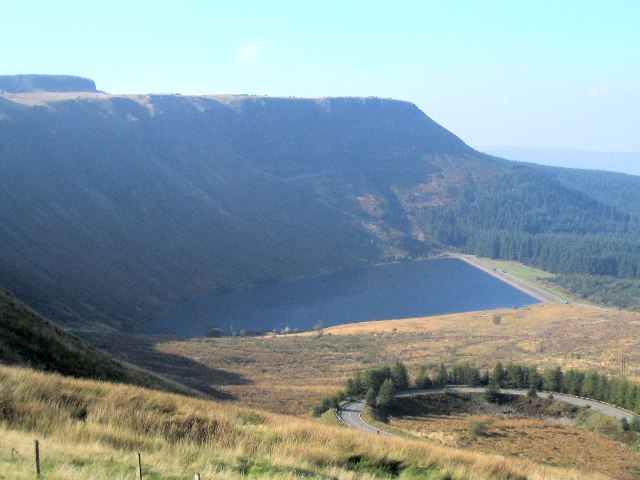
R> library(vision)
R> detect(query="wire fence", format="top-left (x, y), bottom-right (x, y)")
top-left (0, 438), bottom-right (204, 479)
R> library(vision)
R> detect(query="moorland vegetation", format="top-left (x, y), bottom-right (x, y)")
top-left (0, 365), bottom-right (601, 480)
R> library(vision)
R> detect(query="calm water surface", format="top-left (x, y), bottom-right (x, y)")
top-left (149, 258), bottom-right (539, 335)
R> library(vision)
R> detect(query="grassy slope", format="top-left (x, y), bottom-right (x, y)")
top-left (0, 290), bottom-right (200, 396)
top-left (0, 365), bottom-right (601, 479)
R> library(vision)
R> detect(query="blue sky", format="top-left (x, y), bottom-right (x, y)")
top-left (2, 0), bottom-right (639, 152)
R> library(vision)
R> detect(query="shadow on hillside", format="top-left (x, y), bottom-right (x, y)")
top-left (78, 332), bottom-right (252, 400)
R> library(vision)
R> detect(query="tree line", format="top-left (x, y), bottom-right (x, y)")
top-left (551, 274), bottom-right (640, 311)
top-left (415, 169), bottom-right (640, 281)
top-left (314, 361), bottom-right (640, 419)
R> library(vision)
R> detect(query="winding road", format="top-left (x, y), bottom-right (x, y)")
top-left (336, 387), bottom-right (634, 436)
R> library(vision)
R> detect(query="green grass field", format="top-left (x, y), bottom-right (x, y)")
top-left (479, 258), bottom-right (572, 302)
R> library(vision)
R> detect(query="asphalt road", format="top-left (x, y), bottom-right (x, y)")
top-left (336, 387), bottom-right (634, 436)
top-left (336, 399), bottom-right (393, 437)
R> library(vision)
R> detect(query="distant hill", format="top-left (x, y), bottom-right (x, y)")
top-left (543, 167), bottom-right (640, 218)
top-left (0, 289), bottom-right (197, 395)
top-left (1, 90), bottom-right (639, 331)
top-left (0, 74), bottom-right (97, 93)
top-left (479, 145), bottom-right (640, 176)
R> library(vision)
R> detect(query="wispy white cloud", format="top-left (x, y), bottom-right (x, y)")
top-left (236, 39), bottom-right (266, 64)
top-left (586, 84), bottom-right (639, 97)
top-left (587, 84), bottom-right (610, 97)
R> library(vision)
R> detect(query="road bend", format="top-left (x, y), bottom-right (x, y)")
top-left (336, 387), bottom-right (634, 436)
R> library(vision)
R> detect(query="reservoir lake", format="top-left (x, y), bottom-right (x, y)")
top-left (150, 258), bottom-right (539, 336)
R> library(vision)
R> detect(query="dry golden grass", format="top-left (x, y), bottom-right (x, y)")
top-left (304, 303), bottom-right (640, 378)
top-left (0, 365), bottom-right (601, 479)
top-left (388, 414), bottom-right (640, 480)
top-left (131, 303), bottom-right (640, 416)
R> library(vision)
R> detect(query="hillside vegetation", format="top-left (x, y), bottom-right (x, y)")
top-left (0, 290), bottom-right (196, 396)
top-left (383, 393), bottom-right (640, 480)
top-left (82, 304), bottom-right (640, 416)
top-left (1, 89), bottom-right (639, 331)
top-left (0, 365), bottom-right (604, 479)
top-left (546, 166), bottom-right (640, 218)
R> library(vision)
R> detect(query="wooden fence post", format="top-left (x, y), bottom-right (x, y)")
top-left (194, 474), bottom-right (201, 480)
top-left (34, 439), bottom-right (41, 478)
top-left (137, 452), bottom-right (142, 479)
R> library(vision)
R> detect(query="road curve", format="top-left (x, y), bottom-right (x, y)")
top-left (335, 399), bottom-right (393, 437)
top-left (336, 387), bottom-right (634, 436)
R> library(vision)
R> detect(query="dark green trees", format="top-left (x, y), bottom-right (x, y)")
top-left (376, 378), bottom-right (396, 408)
top-left (491, 362), bottom-right (507, 387)
top-left (415, 366), bottom-right (433, 389)
top-left (316, 360), bottom-right (640, 417)
top-left (390, 360), bottom-right (410, 390)
top-left (365, 387), bottom-right (377, 407)
top-left (543, 366), bottom-right (564, 392)
top-left (436, 363), bottom-right (448, 386)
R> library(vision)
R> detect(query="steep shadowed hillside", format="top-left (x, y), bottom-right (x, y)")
top-left (1, 84), bottom-right (638, 330)
top-left (0, 289), bottom-right (201, 395)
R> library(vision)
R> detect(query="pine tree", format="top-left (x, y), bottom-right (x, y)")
top-left (344, 378), bottom-right (356, 397)
top-left (415, 366), bottom-right (432, 389)
top-left (376, 378), bottom-right (396, 408)
top-left (365, 387), bottom-right (377, 407)
top-left (436, 363), bottom-right (448, 387)
top-left (543, 366), bottom-right (563, 392)
top-left (390, 360), bottom-right (409, 390)
top-left (491, 362), bottom-right (507, 388)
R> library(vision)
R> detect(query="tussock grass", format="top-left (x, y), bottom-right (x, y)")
top-left (0, 365), bottom-right (602, 479)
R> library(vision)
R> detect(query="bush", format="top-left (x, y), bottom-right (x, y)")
top-left (621, 417), bottom-right (630, 431)
top-left (204, 326), bottom-right (224, 337)
top-left (469, 421), bottom-right (488, 436)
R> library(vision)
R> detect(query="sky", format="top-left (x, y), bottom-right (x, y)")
top-left (2, 0), bottom-right (639, 152)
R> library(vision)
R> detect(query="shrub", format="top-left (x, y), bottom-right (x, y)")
top-left (621, 417), bottom-right (630, 431)
top-left (204, 326), bottom-right (224, 337)
top-left (469, 421), bottom-right (488, 436)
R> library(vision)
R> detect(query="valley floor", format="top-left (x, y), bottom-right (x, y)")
top-left (83, 304), bottom-right (640, 416)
